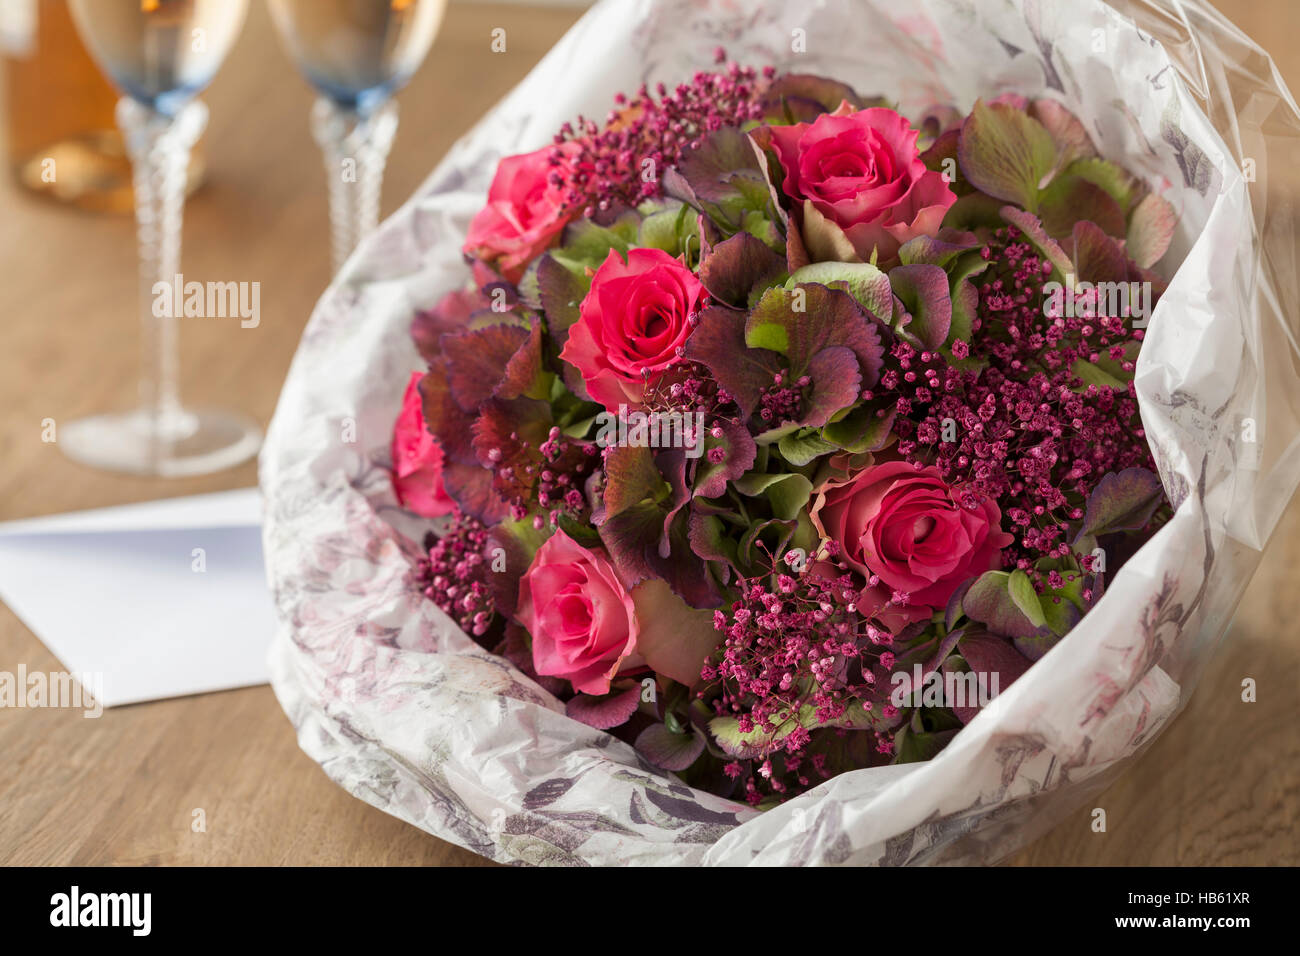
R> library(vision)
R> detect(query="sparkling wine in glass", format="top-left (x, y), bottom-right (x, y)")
top-left (268, 0), bottom-right (446, 272)
top-left (64, 0), bottom-right (259, 477)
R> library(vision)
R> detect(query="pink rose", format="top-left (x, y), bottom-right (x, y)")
top-left (391, 372), bottom-right (456, 518)
top-left (766, 104), bottom-right (956, 263)
top-left (811, 461), bottom-right (1012, 631)
top-left (463, 143), bottom-right (577, 284)
top-left (560, 247), bottom-right (706, 411)
top-left (516, 530), bottom-right (643, 696)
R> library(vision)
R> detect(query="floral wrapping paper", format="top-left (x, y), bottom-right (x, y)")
top-left (261, 0), bottom-right (1300, 864)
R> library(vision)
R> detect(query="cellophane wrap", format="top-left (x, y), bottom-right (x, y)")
top-left (261, 0), bottom-right (1300, 865)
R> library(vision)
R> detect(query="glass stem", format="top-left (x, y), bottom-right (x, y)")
top-left (117, 96), bottom-right (207, 441)
top-left (310, 97), bottom-right (398, 274)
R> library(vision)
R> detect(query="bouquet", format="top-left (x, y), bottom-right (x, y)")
top-left (266, 0), bottom-right (1299, 865)
top-left (392, 58), bottom-right (1178, 806)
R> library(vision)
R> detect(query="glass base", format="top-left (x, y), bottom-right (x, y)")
top-left (59, 407), bottom-right (262, 478)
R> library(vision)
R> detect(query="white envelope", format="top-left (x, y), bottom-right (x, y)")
top-left (0, 489), bottom-right (273, 707)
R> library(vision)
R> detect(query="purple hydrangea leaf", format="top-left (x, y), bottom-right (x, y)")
top-left (495, 319), bottom-right (550, 402)
top-left (598, 501), bottom-right (660, 589)
top-left (1011, 628), bottom-right (1060, 662)
top-left (1038, 174), bottom-right (1127, 240)
top-left (1126, 192), bottom-right (1177, 269)
top-left (1029, 98), bottom-right (1097, 170)
top-left (483, 516), bottom-right (547, 618)
top-left (418, 369), bottom-right (477, 465)
top-left (535, 254), bottom-right (588, 348)
top-left (897, 236), bottom-right (987, 363)
top-left (759, 73), bottom-right (869, 123)
top-left (666, 127), bottom-right (772, 230)
top-left (597, 443), bottom-right (666, 524)
top-left (897, 233), bottom-right (980, 269)
top-left (746, 284), bottom-right (884, 385)
top-left (945, 578), bottom-right (975, 632)
top-left (654, 516), bottom-right (726, 609)
top-left (471, 394), bottom-right (552, 471)
top-left (441, 323), bottom-right (532, 412)
top-left (684, 305), bottom-right (782, 418)
top-left (693, 417), bottom-right (757, 500)
top-left (999, 206), bottom-right (1074, 278)
top-left (634, 723), bottom-right (707, 771)
top-left (957, 99), bottom-right (1057, 211)
top-left (1068, 219), bottom-right (1130, 285)
top-left (566, 681), bottom-right (643, 730)
top-left (1077, 467), bottom-right (1165, 540)
top-left (888, 263), bottom-right (952, 351)
top-left (951, 630), bottom-right (1034, 723)
top-left (699, 231), bottom-right (787, 308)
top-left (439, 461), bottom-right (511, 524)
top-left (783, 198), bottom-right (813, 272)
top-left (687, 510), bottom-right (738, 580)
top-left (785, 260), bottom-right (892, 320)
top-left (799, 346), bottom-right (863, 430)
top-left (410, 287), bottom-right (492, 363)
top-left (918, 128), bottom-right (971, 196)
top-left (600, 500), bottom-right (723, 609)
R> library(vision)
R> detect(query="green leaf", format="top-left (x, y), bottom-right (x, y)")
top-left (821, 401), bottom-right (895, 453)
top-left (1007, 569), bottom-right (1047, 629)
top-left (1038, 174), bottom-right (1127, 239)
top-left (1066, 157), bottom-right (1138, 213)
top-left (1071, 358), bottom-right (1127, 391)
top-left (634, 723), bottom-right (705, 772)
top-left (778, 430), bottom-right (837, 466)
top-left (786, 261), bottom-right (892, 318)
top-left (733, 472), bottom-right (813, 521)
top-left (637, 201), bottom-right (701, 263)
top-left (549, 214), bottom-right (639, 274)
top-left (957, 99), bottom-right (1057, 211)
top-left (710, 700), bottom-right (873, 759)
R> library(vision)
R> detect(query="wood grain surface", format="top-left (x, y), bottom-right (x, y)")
top-left (0, 0), bottom-right (1295, 867)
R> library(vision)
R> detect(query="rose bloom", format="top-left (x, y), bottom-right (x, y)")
top-left (463, 143), bottom-right (577, 284)
top-left (767, 104), bottom-right (956, 264)
top-left (516, 530), bottom-right (643, 695)
top-left (811, 460), bottom-right (1013, 632)
top-left (391, 372), bottom-right (456, 518)
top-left (560, 247), bottom-right (706, 411)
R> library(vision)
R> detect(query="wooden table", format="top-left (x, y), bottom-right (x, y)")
top-left (0, 1), bottom-right (1295, 866)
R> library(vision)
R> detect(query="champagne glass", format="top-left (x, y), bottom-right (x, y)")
top-left (268, 0), bottom-right (445, 273)
top-left (64, 0), bottom-right (260, 477)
